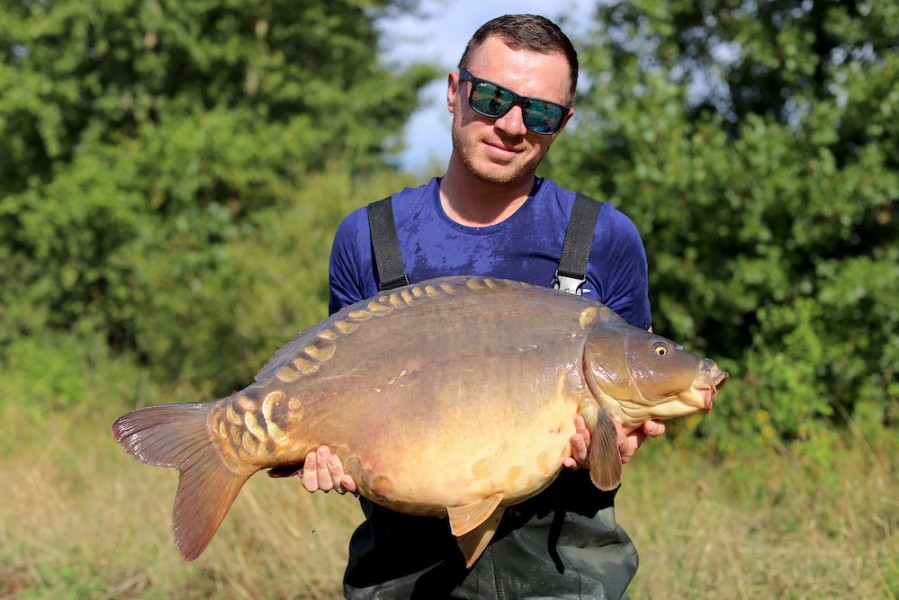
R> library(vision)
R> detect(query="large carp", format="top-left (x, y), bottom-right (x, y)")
top-left (112, 276), bottom-right (727, 567)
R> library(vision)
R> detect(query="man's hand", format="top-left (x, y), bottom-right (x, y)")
top-left (563, 415), bottom-right (665, 469)
top-left (299, 445), bottom-right (358, 495)
top-left (619, 419), bottom-right (665, 463)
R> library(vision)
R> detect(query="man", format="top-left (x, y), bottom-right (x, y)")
top-left (303, 14), bottom-right (664, 599)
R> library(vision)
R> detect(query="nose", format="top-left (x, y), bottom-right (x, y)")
top-left (493, 104), bottom-right (528, 137)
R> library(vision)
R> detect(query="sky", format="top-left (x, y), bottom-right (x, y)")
top-left (378, 0), bottom-right (596, 174)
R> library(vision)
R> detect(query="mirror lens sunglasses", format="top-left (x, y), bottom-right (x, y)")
top-left (459, 69), bottom-right (569, 135)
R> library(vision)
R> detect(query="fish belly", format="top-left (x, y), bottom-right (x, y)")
top-left (287, 348), bottom-right (589, 515)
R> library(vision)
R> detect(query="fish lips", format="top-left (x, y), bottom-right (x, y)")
top-left (694, 369), bottom-right (729, 413)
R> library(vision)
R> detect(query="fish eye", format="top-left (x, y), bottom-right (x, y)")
top-left (653, 342), bottom-right (669, 356)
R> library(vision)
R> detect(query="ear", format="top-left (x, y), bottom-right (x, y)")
top-left (447, 71), bottom-right (460, 114)
top-left (554, 107), bottom-right (576, 137)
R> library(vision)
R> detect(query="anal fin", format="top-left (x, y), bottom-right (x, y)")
top-left (447, 493), bottom-right (505, 568)
top-left (446, 492), bottom-right (503, 536)
top-left (455, 505), bottom-right (505, 568)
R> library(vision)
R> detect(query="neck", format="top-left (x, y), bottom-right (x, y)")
top-left (440, 155), bottom-right (536, 227)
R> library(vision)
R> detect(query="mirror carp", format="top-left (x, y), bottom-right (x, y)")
top-left (112, 276), bottom-right (727, 567)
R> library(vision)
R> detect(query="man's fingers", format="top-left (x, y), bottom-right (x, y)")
top-left (575, 415), bottom-right (592, 448)
top-left (341, 474), bottom-right (358, 495)
top-left (644, 420), bottom-right (666, 437)
top-left (620, 430), bottom-right (642, 464)
top-left (327, 453), bottom-right (346, 493)
top-left (615, 420), bottom-right (639, 464)
top-left (315, 446), bottom-right (335, 491)
top-left (564, 415), bottom-right (593, 470)
top-left (573, 415), bottom-right (587, 436)
top-left (618, 421), bottom-right (666, 465)
top-left (299, 446), bottom-right (358, 495)
top-left (570, 432), bottom-right (588, 466)
top-left (301, 450), bottom-right (319, 492)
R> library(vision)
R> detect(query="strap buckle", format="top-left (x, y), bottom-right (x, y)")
top-left (552, 270), bottom-right (586, 296)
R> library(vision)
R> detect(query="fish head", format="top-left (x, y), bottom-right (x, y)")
top-left (583, 323), bottom-right (728, 429)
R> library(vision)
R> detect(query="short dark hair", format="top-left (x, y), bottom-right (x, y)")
top-left (458, 14), bottom-right (579, 104)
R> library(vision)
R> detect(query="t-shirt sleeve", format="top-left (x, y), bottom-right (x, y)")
top-left (593, 206), bottom-right (652, 330)
top-left (328, 208), bottom-right (371, 314)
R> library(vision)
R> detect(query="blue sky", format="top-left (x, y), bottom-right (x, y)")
top-left (378, 1), bottom-right (596, 174)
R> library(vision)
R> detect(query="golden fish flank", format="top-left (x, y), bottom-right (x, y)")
top-left (111, 275), bottom-right (727, 567)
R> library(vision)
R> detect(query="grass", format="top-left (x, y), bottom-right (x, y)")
top-left (0, 405), bottom-right (361, 599)
top-left (1, 404), bottom-right (896, 599)
top-left (618, 432), bottom-right (899, 599)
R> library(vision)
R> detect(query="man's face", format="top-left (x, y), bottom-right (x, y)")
top-left (447, 36), bottom-right (574, 187)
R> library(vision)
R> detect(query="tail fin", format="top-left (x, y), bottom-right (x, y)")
top-left (111, 402), bottom-right (253, 560)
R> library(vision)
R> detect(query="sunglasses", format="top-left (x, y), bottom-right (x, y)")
top-left (459, 69), bottom-right (570, 135)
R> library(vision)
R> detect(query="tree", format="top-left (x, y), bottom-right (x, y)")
top-left (0, 0), bottom-right (435, 393)
top-left (546, 0), bottom-right (899, 443)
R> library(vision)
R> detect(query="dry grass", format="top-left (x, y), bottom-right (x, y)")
top-left (619, 435), bottom-right (899, 599)
top-left (0, 409), bottom-right (359, 599)
top-left (1, 407), bottom-right (896, 599)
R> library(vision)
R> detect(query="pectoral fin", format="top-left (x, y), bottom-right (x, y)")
top-left (447, 494), bottom-right (505, 568)
top-left (589, 408), bottom-right (623, 491)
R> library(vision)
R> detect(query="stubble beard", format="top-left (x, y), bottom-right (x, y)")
top-left (451, 119), bottom-right (533, 187)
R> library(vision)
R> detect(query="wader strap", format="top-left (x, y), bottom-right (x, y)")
top-left (553, 193), bottom-right (602, 295)
top-left (369, 193), bottom-right (601, 295)
top-left (368, 196), bottom-right (409, 291)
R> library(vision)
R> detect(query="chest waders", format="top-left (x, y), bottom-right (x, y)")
top-left (349, 193), bottom-right (639, 600)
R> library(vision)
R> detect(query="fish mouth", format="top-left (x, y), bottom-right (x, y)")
top-left (694, 370), bottom-right (728, 413)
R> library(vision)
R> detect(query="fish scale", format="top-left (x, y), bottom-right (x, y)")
top-left (112, 275), bottom-right (727, 567)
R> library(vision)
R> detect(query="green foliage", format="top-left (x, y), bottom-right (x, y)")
top-left (119, 169), bottom-right (415, 395)
top-left (545, 0), bottom-right (899, 446)
top-left (2, 0), bottom-right (897, 450)
top-left (0, 0), bottom-right (435, 395)
top-left (0, 0), bottom-right (432, 182)
top-left (0, 331), bottom-right (156, 433)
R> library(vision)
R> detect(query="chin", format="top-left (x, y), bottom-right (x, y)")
top-left (466, 155), bottom-right (533, 186)
top-left (453, 129), bottom-right (536, 185)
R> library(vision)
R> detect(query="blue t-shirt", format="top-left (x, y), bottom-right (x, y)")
top-left (329, 177), bottom-right (652, 330)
